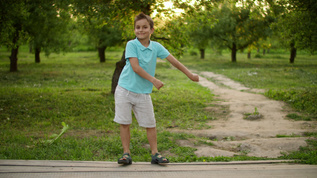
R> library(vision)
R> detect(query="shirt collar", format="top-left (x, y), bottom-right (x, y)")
top-left (136, 38), bottom-right (153, 51)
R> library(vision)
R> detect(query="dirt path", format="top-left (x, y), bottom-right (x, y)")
top-left (170, 71), bottom-right (317, 158)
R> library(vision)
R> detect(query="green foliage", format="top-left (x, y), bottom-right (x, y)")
top-left (26, 0), bottom-right (73, 57)
top-left (156, 16), bottom-right (189, 57)
top-left (189, 50), bottom-right (198, 56)
top-left (72, 0), bottom-right (124, 62)
top-left (1, 0), bottom-right (316, 72)
top-left (0, 0), bottom-right (28, 48)
top-left (273, 0), bottom-right (317, 53)
top-left (183, 6), bottom-right (216, 51)
top-left (254, 54), bottom-right (262, 58)
top-left (205, 0), bottom-right (273, 62)
top-left (266, 88), bottom-right (317, 115)
top-left (286, 113), bottom-right (312, 121)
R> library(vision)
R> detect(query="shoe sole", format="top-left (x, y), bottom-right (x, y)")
top-left (118, 162), bottom-right (132, 165)
top-left (151, 160), bottom-right (169, 164)
top-left (118, 159), bottom-right (132, 165)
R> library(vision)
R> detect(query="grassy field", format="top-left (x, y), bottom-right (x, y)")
top-left (0, 46), bottom-right (316, 164)
top-left (0, 47), bottom-right (217, 162)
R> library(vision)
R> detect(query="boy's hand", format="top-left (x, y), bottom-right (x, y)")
top-left (190, 74), bottom-right (199, 82)
top-left (153, 78), bottom-right (164, 90)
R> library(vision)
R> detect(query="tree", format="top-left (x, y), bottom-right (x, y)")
top-left (1, 0), bottom-right (74, 71)
top-left (73, 0), bottom-right (123, 63)
top-left (269, 0), bottom-right (317, 63)
top-left (156, 16), bottom-right (189, 58)
top-left (185, 8), bottom-right (215, 59)
top-left (0, 0), bottom-right (28, 72)
top-left (170, 0), bottom-right (215, 58)
top-left (26, 0), bottom-right (73, 63)
top-left (208, 0), bottom-right (273, 62)
top-left (287, 0), bottom-right (317, 53)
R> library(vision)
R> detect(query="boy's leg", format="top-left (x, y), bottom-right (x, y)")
top-left (118, 124), bottom-right (132, 165)
top-left (120, 124), bottom-right (131, 154)
top-left (146, 127), bottom-right (158, 155)
top-left (146, 127), bottom-right (169, 163)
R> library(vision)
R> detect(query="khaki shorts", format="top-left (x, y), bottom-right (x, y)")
top-left (114, 86), bottom-right (156, 128)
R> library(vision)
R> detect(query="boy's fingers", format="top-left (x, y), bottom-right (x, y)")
top-left (157, 83), bottom-right (164, 90)
top-left (154, 79), bottom-right (164, 90)
top-left (191, 74), bottom-right (199, 82)
top-left (195, 75), bottom-right (199, 82)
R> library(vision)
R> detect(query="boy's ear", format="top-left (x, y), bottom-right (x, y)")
top-left (151, 28), bottom-right (155, 34)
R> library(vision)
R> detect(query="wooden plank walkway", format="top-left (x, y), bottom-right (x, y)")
top-left (1, 160), bottom-right (317, 178)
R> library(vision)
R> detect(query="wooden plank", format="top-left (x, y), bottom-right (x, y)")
top-left (0, 159), bottom-right (289, 167)
top-left (1, 160), bottom-right (317, 178)
top-left (0, 160), bottom-right (115, 167)
top-left (1, 160), bottom-right (317, 173)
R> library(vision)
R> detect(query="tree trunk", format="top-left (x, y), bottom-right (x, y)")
top-left (247, 51), bottom-right (251, 59)
top-left (10, 27), bottom-right (20, 72)
top-left (290, 42), bottom-right (296, 63)
top-left (35, 47), bottom-right (41, 63)
top-left (111, 50), bottom-right (126, 94)
top-left (263, 49), bottom-right (266, 55)
top-left (98, 46), bottom-right (106, 63)
top-left (231, 43), bottom-right (237, 62)
top-left (200, 49), bottom-right (205, 59)
top-left (10, 47), bottom-right (19, 72)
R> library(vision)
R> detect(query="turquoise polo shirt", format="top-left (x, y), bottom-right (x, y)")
top-left (118, 38), bottom-right (170, 93)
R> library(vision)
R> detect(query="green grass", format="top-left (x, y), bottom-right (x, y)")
top-left (280, 132), bottom-right (317, 164)
top-left (276, 133), bottom-right (302, 138)
top-left (0, 47), bottom-right (218, 162)
top-left (286, 113), bottom-right (312, 121)
top-left (1, 46), bottom-right (317, 164)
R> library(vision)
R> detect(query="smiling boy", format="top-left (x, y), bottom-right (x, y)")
top-left (114, 13), bottom-right (199, 165)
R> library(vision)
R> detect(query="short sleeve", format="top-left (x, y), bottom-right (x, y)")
top-left (156, 42), bottom-right (170, 59)
top-left (125, 41), bottom-right (137, 60)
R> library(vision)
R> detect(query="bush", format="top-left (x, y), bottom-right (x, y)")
top-left (189, 50), bottom-right (198, 56)
top-left (254, 54), bottom-right (262, 58)
top-left (265, 88), bottom-right (317, 115)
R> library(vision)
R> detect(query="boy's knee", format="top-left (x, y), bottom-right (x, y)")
top-left (120, 124), bottom-right (130, 128)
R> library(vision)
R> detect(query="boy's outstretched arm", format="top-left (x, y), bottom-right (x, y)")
top-left (166, 54), bottom-right (199, 82)
top-left (129, 57), bottom-right (164, 90)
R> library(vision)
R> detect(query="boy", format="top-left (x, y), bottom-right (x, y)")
top-left (114, 13), bottom-right (199, 165)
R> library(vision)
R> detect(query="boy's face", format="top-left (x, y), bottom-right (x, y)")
top-left (134, 19), bottom-right (154, 41)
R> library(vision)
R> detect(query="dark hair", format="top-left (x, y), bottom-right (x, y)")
top-left (134, 12), bottom-right (154, 29)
